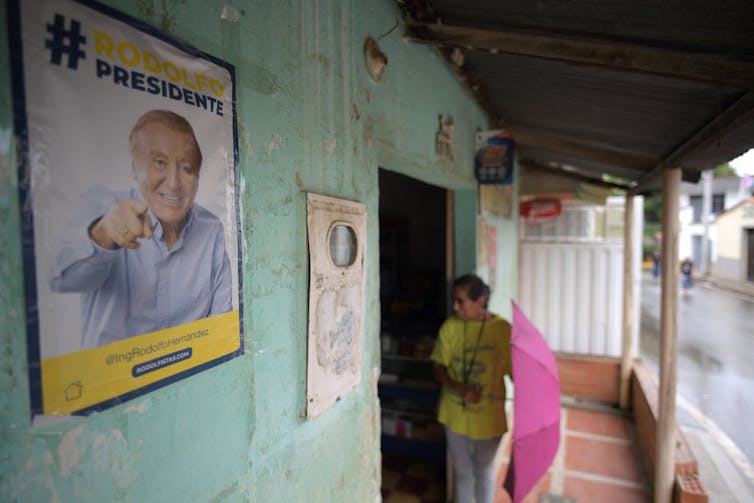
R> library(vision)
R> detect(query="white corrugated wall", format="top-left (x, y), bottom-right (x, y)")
top-left (519, 241), bottom-right (637, 357)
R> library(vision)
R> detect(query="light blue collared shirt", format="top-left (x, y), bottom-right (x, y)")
top-left (50, 186), bottom-right (232, 349)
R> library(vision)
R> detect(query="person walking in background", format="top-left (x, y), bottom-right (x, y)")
top-left (681, 257), bottom-right (694, 296)
top-left (652, 249), bottom-right (661, 279)
top-left (430, 274), bottom-right (512, 503)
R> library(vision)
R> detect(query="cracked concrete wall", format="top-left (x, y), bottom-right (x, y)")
top-left (0, 0), bottom-right (495, 501)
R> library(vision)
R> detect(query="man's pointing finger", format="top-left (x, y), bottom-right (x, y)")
top-left (140, 212), bottom-right (154, 239)
top-left (126, 200), bottom-right (153, 239)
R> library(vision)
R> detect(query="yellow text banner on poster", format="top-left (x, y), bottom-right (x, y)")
top-left (41, 311), bottom-right (240, 415)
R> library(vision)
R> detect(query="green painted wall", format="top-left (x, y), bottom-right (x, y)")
top-left (0, 1), bottom-right (516, 501)
top-left (455, 189), bottom-right (479, 276)
top-left (482, 160), bottom-right (521, 321)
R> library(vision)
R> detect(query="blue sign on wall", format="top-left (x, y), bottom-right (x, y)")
top-left (475, 130), bottom-right (515, 184)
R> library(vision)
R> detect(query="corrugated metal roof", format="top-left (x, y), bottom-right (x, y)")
top-left (399, 0), bottom-right (754, 192)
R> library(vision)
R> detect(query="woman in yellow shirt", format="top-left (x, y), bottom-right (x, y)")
top-left (430, 274), bottom-right (512, 503)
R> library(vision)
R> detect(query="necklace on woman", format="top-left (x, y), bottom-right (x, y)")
top-left (461, 314), bottom-right (487, 391)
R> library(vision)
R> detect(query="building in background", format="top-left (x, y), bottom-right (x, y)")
top-left (713, 197), bottom-right (754, 285)
top-left (679, 175), bottom-right (751, 272)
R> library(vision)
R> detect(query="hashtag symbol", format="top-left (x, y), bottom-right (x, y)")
top-left (45, 14), bottom-right (87, 69)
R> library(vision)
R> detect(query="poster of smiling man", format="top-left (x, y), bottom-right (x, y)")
top-left (8, 0), bottom-right (242, 416)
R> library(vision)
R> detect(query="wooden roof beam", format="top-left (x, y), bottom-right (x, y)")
top-left (632, 91), bottom-right (754, 193)
top-left (521, 159), bottom-right (631, 191)
top-left (404, 22), bottom-right (754, 89)
top-left (510, 128), bottom-right (656, 175)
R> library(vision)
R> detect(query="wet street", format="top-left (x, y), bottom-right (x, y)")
top-left (640, 271), bottom-right (754, 465)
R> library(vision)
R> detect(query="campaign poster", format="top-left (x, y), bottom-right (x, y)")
top-left (8, 0), bottom-right (243, 416)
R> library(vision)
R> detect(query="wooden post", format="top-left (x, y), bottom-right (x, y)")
top-left (445, 190), bottom-right (455, 501)
top-left (655, 167), bottom-right (681, 503)
top-left (619, 194), bottom-right (635, 409)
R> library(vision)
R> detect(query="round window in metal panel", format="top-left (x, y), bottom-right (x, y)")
top-left (329, 224), bottom-right (357, 267)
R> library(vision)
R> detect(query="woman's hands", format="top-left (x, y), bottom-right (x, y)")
top-left (453, 382), bottom-right (482, 405)
top-left (432, 362), bottom-right (482, 404)
top-left (434, 363), bottom-right (482, 405)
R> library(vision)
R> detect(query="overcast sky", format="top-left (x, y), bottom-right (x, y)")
top-left (730, 148), bottom-right (754, 176)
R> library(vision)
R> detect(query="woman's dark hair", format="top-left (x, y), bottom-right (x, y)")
top-left (452, 274), bottom-right (490, 306)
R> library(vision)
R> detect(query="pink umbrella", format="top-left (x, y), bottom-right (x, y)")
top-left (503, 302), bottom-right (561, 502)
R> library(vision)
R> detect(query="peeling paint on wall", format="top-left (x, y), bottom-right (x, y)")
top-left (237, 121), bottom-right (254, 162)
top-left (315, 285), bottom-right (358, 375)
top-left (123, 401), bottom-right (147, 414)
top-left (436, 114), bottom-right (455, 161)
top-left (58, 426), bottom-right (86, 477)
top-left (92, 429), bottom-right (136, 487)
top-left (220, 5), bottom-right (242, 22)
top-left (266, 136), bottom-right (281, 157)
top-left (44, 449), bottom-right (61, 503)
top-left (242, 64), bottom-right (281, 96)
top-left (324, 137), bottom-right (337, 156)
top-left (45, 479), bottom-right (62, 503)
top-left (134, 0), bottom-right (154, 20)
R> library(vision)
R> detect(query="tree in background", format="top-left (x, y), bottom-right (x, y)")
top-left (713, 163), bottom-right (737, 177)
top-left (641, 164), bottom-right (738, 260)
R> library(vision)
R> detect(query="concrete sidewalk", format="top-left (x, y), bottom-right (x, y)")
top-left (676, 277), bottom-right (754, 502)
top-left (699, 275), bottom-right (754, 300)
top-left (679, 409), bottom-right (754, 502)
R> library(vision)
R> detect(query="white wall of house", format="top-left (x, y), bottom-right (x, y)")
top-left (678, 175), bottom-right (747, 269)
top-left (715, 199), bottom-right (754, 280)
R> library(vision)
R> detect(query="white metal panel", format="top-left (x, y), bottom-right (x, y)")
top-left (631, 197), bottom-right (644, 358)
top-left (560, 247), bottom-right (577, 352)
top-left (607, 248), bottom-right (624, 355)
top-left (546, 247), bottom-right (562, 349)
top-left (533, 246), bottom-right (548, 337)
top-left (519, 241), bottom-right (625, 357)
top-left (574, 247), bottom-right (592, 353)
top-left (519, 243), bottom-right (534, 319)
top-left (590, 247), bottom-right (608, 354)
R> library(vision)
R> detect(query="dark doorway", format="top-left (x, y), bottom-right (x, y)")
top-left (379, 170), bottom-right (448, 327)
top-left (378, 169), bottom-right (449, 502)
